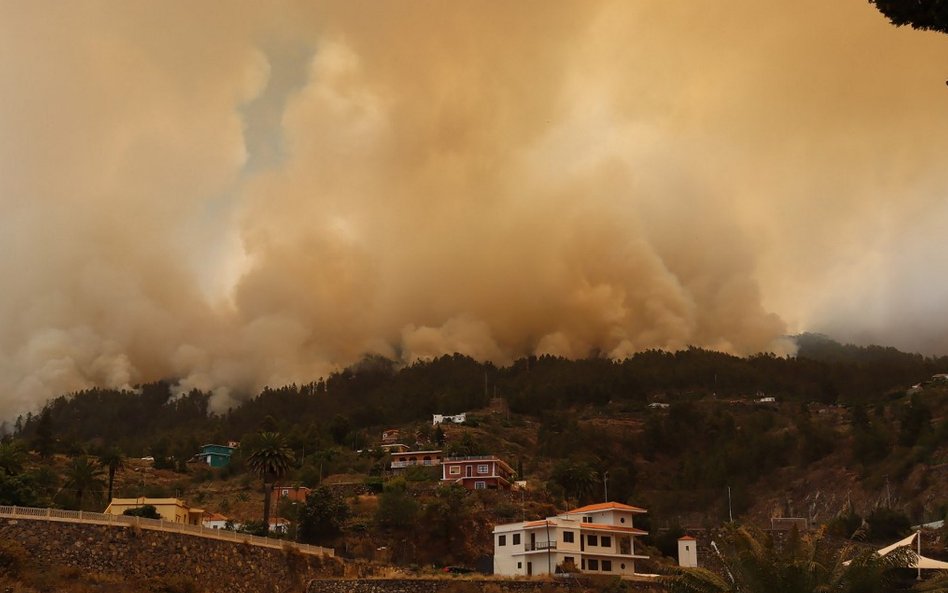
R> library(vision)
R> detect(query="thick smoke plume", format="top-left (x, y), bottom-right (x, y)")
top-left (2, 1), bottom-right (948, 418)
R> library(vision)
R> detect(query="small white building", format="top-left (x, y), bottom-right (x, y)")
top-left (202, 512), bottom-right (230, 530)
top-left (433, 413), bottom-right (466, 425)
top-left (678, 535), bottom-right (697, 567)
top-left (493, 502), bottom-right (648, 577)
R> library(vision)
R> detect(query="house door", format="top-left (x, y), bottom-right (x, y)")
top-left (530, 532), bottom-right (536, 550)
top-left (466, 465), bottom-right (473, 477)
top-left (527, 562), bottom-right (532, 576)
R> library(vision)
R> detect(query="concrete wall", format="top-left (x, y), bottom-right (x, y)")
top-left (1, 518), bottom-right (343, 593)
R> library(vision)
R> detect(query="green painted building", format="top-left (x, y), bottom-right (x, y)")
top-left (197, 443), bottom-right (235, 468)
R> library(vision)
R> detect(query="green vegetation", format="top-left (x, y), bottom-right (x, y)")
top-left (123, 504), bottom-right (161, 519)
top-left (1, 335), bottom-right (948, 577)
top-left (663, 525), bottom-right (920, 593)
top-left (869, 1), bottom-right (948, 34)
top-left (246, 431), bottom-right (294, 533)
top-left (61, 456), bottom-right (105, 510)
top-left (297, 485), bottom-right (350, 544)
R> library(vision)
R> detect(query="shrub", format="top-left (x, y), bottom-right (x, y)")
top-left (0, 539), bottom-right (30, 576)
top-left (123, 505), bottom-right (161, 519)
top-left (147, 574), bottom-right (199, 593)
top-left (866, 507), bottom-right (911, 541)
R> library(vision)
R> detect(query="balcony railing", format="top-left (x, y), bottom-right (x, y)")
top-left (391, 460), bottom-right (439, 468)
top-left (525, 540), bottom-right (557, 551)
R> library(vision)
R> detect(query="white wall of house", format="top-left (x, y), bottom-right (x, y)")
top-left (493, 504), bottom-right (647, 577)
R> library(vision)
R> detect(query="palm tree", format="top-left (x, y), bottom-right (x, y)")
top-left (97, 446), bottom-right (125, 502)
top-left (246, 432), bottom-right (294, 534)
top-left (63, 456), bottom-right (106, 511)
top-left (663, 525), bottom-right (915, 593)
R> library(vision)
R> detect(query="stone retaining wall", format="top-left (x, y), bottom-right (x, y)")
top-left (307, 578), bottom-right (666, 593)
top-left (1, 518), bottom-right (343, 593)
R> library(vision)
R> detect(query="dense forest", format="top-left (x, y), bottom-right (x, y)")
top-left (7, 333), bottom-right (944, 456)
top-left (3, 333), bottom-right (948, 535)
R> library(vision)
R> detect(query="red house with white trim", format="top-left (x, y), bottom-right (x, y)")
top-left (441, 455), bottom-right (515, 490)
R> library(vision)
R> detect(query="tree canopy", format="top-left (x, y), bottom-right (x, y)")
top-left (246, 432), bottom-right (294, 532)
top-left (870, 1), bottom-right (948, 34)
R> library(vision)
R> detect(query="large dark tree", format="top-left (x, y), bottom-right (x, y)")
top-left (246, 432), bottom-right (294, 534)
top-left (97, 446), bottom-right (125, 502)
top-left (869, 1), bottom-right (948, 34)
top-left (33, 408), bottom-right (55, 459)
top-left (62, 456), bottom-right (105, 511)
top-left (298, 485), bottom-right (350, 545)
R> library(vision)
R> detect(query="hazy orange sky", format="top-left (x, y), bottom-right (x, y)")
top-left (2, 0), bottom-right (948, 417)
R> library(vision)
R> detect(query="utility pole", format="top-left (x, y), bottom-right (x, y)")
top-left (918, 529), bottom-right (922, 581)
top-left (603, 471), bottom-right (609, 502)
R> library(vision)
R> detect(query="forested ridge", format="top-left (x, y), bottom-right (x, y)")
top-left (9, 333), bottom-right (944, 453)
top-left (5, 333), bottom-right (948, 532)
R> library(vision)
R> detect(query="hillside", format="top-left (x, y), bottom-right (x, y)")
top-left (3, 336), bottom-right (948, 568)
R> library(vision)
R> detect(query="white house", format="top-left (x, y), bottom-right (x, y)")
top-left (433, 413), bottom-right (466, 425)
top-left (493, 502), bottom-right (648, 577)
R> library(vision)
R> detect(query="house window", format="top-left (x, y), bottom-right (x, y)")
top-left (620, 517), bottom-right (626, 523)
top-left (685, 545), bottom-right (690, 551)
top-left (477, 464), bottom-right (489, 474)
top-left (281, 489), bottom-right (289, 497)
top-left (587, 534), bottom-right (598, 546)
top-left (513, 534), bottom-right (521, 545)
top-left (587, 559), bottom-right (599, 571)
top-left (602, 560), bottom-right (612, 572)
top-left (582, 516), bottom-right (592, 523)
top-left (423, 456), bottom-right (432, 465)
top-left (475, 481), bottom-right (487, 490)
top-left (450, 466), bottom-right (460, 475)
top-left (498, 535), bottom-right (506, 546)
top-left (620, 564), bottom-right (626, 570)
top-left (563, 531), bottom-right (574, 543)
top-left (581, 559), bottom-right (586, 570)
top-left (517, 562), bottom-right (522, 569)
top-left (600, 536), bottom-right (611, 548)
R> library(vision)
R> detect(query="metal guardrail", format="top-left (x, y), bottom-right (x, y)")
top-left (0, 505), bottom-right (333, 557)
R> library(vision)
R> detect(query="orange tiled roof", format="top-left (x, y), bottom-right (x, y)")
top-left (580, 523), bottom-right (647, 535)
top-left (678, 535), bottom-right (696, 541)
top-left (204, 512), bottom-right (228, 521)
top-left (566, 501), bottom-right (647, 514)
top-left (523, 519), bottom-right (556, 528)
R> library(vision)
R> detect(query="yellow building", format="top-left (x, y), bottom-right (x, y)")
top-left (104, 497), bottom-right (204, 525)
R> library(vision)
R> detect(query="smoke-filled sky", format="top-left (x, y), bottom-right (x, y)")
top-left (2, 0), bottom-right (948, 418)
